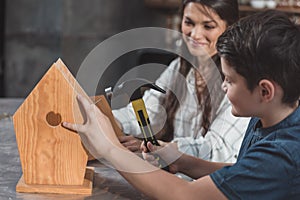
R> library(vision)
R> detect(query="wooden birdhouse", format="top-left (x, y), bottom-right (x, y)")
top-left (13, 58), bottom-right (121, 194)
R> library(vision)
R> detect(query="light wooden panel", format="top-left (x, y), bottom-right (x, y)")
top-left (92, 95), bottom-right (123, 137)
top-left (83, 95), bottom-right (124, 161)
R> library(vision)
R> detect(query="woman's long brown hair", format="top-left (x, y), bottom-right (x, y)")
top-left (157, 0), bottom-right (239, 141)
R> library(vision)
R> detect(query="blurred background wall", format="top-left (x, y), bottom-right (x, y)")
top-left (2, 0), bottom-right (179, 97)
top-left (3, 0), bottom-right (299, 98)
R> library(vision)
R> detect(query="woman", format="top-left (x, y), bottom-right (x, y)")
top-left (113, 0), bottom-right (249, 163)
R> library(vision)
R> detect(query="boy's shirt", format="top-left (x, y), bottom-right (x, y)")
top-left (210, 105), bottom-right (300, 200)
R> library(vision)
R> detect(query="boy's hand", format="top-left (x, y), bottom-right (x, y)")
top-left (63, 95), bottom-right (120, 159)
top-left (141, 140), bottom-right (182, 174)
top-left (119, 135), bottom-right (142, 152)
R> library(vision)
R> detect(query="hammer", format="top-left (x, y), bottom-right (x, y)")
top-left (106, 78), bottom-right (169, 170)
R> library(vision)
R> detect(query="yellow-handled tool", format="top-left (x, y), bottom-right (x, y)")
top-left (131, 98), bottom-right (160, 146)
top-left (106, 79), bottom-right (168, 170)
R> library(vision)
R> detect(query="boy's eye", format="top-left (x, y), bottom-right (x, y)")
top-left (225, 77), bottom-right (232, 84)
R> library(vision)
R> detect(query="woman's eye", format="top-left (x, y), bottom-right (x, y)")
top-left (184, 19), bottom-right (194, 26)
top-left (204, 25), bottom-right (215, 30)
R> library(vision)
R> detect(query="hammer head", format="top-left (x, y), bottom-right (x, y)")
top-left (107, 78), bottom-right (165, 102)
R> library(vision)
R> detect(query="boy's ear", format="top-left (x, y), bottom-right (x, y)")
top-left (258, 79), bottom-right (275, 102)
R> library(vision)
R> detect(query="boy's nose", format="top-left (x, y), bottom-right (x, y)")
top-left (222, 81), bottom-right (227, 93)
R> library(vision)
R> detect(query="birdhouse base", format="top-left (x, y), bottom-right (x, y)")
top-left (16, 167), bottom-right (94, 195)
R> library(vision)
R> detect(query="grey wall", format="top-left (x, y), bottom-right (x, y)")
top-left (4, 0), bottom-right (175, 97)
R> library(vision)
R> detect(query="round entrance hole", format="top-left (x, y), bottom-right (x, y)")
top-left (46, 111), bottom-right (62, 127)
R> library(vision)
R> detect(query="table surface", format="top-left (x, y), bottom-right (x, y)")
top-left (0, 98), bottom-right (148, 200)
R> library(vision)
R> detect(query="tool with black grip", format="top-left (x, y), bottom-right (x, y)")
top-left (106, 79), bottom-right (169, 170)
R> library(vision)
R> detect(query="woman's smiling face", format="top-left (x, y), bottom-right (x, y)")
top-left (181, 2), bottom-right (227, 58)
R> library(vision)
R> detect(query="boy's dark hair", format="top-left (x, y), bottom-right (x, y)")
top-left (217, 10), bottom-right (300, 105)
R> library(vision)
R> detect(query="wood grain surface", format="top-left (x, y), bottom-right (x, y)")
top-left (13, 59), bottom-right (89, 186)
top-left (16, 167), bottom-right (94, 195)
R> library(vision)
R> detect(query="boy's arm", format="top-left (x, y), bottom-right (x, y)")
top-left (99, 134), bottom-right (228, 200)
top-left (116, 151), bottom-right (228, 200)
top-left (63, 95), bottom-right (227, 200)
top-left (176, 153), bottom-right (231, 179)
top-left (143, 141), bottom-right (231, 179)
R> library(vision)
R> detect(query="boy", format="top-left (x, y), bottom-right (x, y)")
top-left (63, 10), bottom-right (300, 199)
top-left (210, 9), bottom-right (300, 199)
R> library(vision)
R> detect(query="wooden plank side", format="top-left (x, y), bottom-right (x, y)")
top-left (92, 95), bottom-right (123, 137)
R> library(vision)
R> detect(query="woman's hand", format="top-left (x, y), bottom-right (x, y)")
top-left (119, 135), bottom-right (143, 152)
top-left (141, 140), bottom-right (182, 174)
top-left (63, 95), bottom-right (120, 159)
